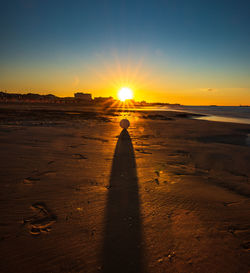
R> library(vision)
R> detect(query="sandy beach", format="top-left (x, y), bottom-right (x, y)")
top-left (0, 103), bottom-right (250, 273)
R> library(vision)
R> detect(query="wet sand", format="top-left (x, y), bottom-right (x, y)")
top-left (0, 103), bottom-right (250, 273)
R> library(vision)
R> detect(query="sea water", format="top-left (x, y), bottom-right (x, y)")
top-left (128, 105), bottom-right (250, 125)
top-left (179, 106), bottom-right (250, 125)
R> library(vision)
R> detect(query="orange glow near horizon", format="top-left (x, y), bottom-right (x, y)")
top-left (1, 50), bottom-right (249, 106)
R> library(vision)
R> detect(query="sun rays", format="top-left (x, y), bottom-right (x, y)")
top-left (87, 50), bottom-right (151, 101)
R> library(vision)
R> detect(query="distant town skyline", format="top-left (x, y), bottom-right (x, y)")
top-left (1, 0), bottom-right (250, 105)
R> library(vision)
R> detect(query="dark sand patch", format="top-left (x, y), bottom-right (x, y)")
top-left (175, 112), bottom-right (205, 118)
top-left (141, 114), bottom-right (173, 121)
top-left (82, 135), bottom-right (109, 143)
top-left (197, 134), bottom-right (248, 146)
top-left (135, 148), bottom-right (152, 154)
top-left (0, 108), bottom-right (111, 126)
top-left (68, 143), bottom-right (86, 148)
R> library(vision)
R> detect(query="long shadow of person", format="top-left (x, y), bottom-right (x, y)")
top-left (102, 128), bottom-right (144, 273)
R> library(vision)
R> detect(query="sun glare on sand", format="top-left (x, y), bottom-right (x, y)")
top-left (118, 87), bottom-right (133, 101)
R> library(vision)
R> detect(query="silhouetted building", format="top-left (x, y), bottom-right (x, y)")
top-left (93, 96), bottom-right (114, 104)
top-left (74, 92), bottom-right (92, 101)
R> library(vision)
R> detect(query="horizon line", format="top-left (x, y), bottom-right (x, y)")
top-left (0, 90), bottom-right (249, 107)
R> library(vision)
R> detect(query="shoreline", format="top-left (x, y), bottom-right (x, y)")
top-left (1, 103), bottom-right (250, 146)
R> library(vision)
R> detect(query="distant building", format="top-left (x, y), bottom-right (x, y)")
top-left (93, 96), bottom-right (114, 104)
top-left (74, 92), bottom-right (92, 101)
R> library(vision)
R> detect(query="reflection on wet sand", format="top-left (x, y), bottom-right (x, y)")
top-left (102, 128), bottom-right (144, 273)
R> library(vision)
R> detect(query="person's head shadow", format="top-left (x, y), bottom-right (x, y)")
top-left (102, 128), bottom-right (144, 273)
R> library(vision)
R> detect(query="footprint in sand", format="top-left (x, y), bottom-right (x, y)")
top-left (48, 160), bottom-right (54, 165)
top-left (223, 201), bottom-right (241, 207)
top-left (23, 202), bottom-right (57, 235)
top-left (147, 170), bottom-right (162, 185)
top-left (153, 170), bottom-right (160, 185)
top-left (23, 170), bottom-right (56, 185)
top-left (135, 148), bottom-right (152, 154)
top-left (37, 170), bottom-right (56, 176)
top-left (23, 177), bottom-right (40, 185)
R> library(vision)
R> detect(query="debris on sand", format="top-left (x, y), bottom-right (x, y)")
top-left (72, 153), bottom-right (87, 159)
top-left (157, 252), bottom-right (176, 263)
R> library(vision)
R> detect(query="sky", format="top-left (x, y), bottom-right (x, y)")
top-left (1, 0), bottom-right (250, 105)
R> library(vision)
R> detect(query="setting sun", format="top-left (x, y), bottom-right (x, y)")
top-left (118, 87), bottom-right (134, 101)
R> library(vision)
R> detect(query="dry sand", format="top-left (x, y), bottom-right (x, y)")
top-left (0, 103), bottom-right (250, 273)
